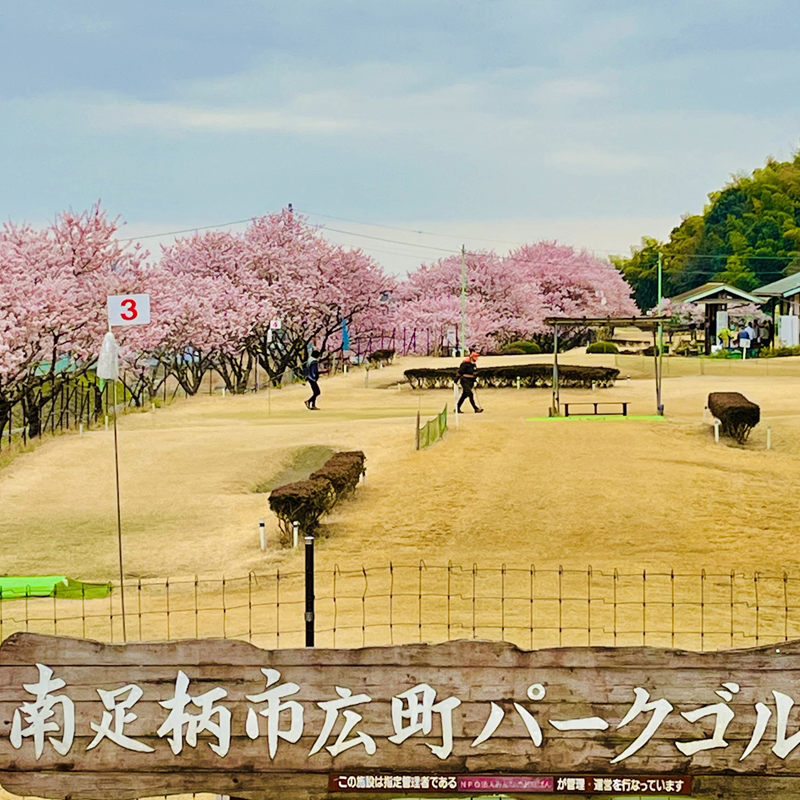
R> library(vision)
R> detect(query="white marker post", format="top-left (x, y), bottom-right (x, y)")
top-left (103, 294), bottom-right (151, 642)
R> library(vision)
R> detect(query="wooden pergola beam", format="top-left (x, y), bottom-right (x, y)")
top-left (546, 316), bottom-right (668, 417)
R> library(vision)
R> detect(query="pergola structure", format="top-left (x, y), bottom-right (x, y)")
top-left (544, 316), bottom-right (669, 417)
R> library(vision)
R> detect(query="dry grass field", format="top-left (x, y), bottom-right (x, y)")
top-left (1, 352), bottom-right (800, 583)
top-left (1, 354), bottom-right (800, 800)
top-left (1, 352), bottom-right (800, 655)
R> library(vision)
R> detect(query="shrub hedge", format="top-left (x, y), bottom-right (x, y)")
top-left (708, 392), bottom-right (760, 444)
top-left (586, 341), bottom-right (619, 354)
top-left (367, 349), bottom-right (395, 365)
top-left (311, 451), bottom-right (366, 501)
top-left (404, 364), bottom-right (619, 390)
top-left (498, 340), bottom-right (541, 355)
top-left (268, 477), bottom-right (336, 543)
top-left (268, 450), bottom-right (366, 544)
top-left (760, 345), bottom-right (800, 358)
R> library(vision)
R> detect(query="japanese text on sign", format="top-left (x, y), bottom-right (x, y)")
top-left (10, 663), bottom-right (800, 766)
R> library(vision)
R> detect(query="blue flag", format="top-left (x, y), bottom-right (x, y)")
top-left (341, 318), bottom-right (350, 351)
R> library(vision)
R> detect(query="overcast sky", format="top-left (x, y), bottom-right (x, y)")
top-left (2, 0), bottom-right (799, 273)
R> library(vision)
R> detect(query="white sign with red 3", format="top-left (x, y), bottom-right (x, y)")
top-left (107, 294), bottom-right (151, 326)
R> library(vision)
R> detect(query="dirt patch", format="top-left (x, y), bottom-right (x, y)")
top-left (252, 445), bottom-right (335, 493)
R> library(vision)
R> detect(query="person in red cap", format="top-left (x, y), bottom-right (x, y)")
top-left (455, 348), bottom-right (483, 413)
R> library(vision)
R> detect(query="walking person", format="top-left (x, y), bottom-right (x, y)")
top-left (304, 349), bottom-right (321, 410)
top-left (456, 349), bottom-right (484, 413)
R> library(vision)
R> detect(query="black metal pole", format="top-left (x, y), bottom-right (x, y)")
top-left (305, 534), bottom-right (315, 646)
top-left (112, 380), bottom-right (127, 642)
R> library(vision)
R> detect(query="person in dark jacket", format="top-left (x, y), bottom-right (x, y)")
top-left (456, 350), bottom-right (483, 413)
top-left (305, 349), bottom-right (321, 410)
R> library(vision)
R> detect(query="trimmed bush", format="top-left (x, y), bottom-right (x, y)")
top-left (760, 345), bottom-right (800, 358)
top-left (311, 451), bottom-right (366, 501)
top-left (268, 476), bottom-right (336, 544)
top-left (708, 392), bottom-right (760, 444)
top-left (586, 341), bottom-right (619, 354)
top-left (404, 364), bottom-right (619, 390)
top-left (499, 340), bottom-right (541, 355)
top-left (269, 450), bottom-right (367, 545)
top-left (367, 349), bottom-right (395, 365)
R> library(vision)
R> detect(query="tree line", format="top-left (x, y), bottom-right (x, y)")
top-left (0, 204), bottom-right (637, 442)
top-left (613, 153), bottom-right (800, 311)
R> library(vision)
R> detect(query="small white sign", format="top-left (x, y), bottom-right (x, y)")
top-left (108, 294), bottom-right (151, 326)
top-left (270, 319), bottom-right (282, 330)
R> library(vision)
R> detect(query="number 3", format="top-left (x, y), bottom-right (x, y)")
top-left (120, 298), bottom-right (138, 321)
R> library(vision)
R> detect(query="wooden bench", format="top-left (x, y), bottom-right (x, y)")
top-left (563, 401), bottom-right (629, 417)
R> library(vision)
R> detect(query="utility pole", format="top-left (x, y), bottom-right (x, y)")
top-left (657, 251), bottom-right (664, 415)
top-left (460, 245), bottom-right (467, 356)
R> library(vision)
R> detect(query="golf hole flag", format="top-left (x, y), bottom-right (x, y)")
top-left (96, 332), bottom-right (120, 382)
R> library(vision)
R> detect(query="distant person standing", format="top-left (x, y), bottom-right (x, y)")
top-left (737, 324), bottom-right (751, 352)
top-left (305, 349), bottom-right (321, 410)
top-left (456, 349), bottom-right (484, 413)
top-left (759, 318), bottom-right (772, 348)
top-left (717, 326), bottom-right (732, 350)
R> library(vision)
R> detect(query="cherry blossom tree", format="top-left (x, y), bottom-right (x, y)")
top-left (142, 212), bottom-right (394, 387)
top-left (145, 233), bottom-right (262, 394)
top-left (0, 204), bottom-right (146, 436)
top-left (396, 243), bottom-right (636, 353)
top-left (506, 242), bottom-right (637, 319)
top-left (241, 211), bottom-right (394, 381)
top-left (653, 299), bottom-right (705, 327)
top-left (397, 251), bottom-right (536, 353)
top-left (116, 263), bottom-right (259, 397)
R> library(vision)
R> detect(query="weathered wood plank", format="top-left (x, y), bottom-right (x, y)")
top-left (3, 634), bottom-right (800, 798)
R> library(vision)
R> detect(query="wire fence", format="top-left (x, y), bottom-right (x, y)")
top-left (3, 564), bottom-right (798, 800)
top-left (615, 353), bottom-right (800, 378)
top-left (2, 564), bottom-right (799, 654)
top-left (416, 405), bottom-right (448, 450)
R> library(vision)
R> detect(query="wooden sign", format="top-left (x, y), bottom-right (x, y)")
top-left (3, 634), bottom-right (800, 799)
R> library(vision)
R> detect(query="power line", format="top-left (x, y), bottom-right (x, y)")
top-left (662, 252), bottom-right (799, 261)
top-left (117, 217), bottom-right (256, 243)
top-left (297, 207), bottom-right (527, 247)
top-left (112, 208), bottom-right (800, 271)
top-left (316, 225), bottom-right (456, 254)
top-left (115, 213), bottom-right (458, 256)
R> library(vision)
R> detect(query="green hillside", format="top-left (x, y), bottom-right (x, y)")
top-left (614, 153), bottom-right (800, 311)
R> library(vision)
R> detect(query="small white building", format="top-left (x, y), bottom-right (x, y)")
top-left (669, 282), bottom-right (765, 354)
top-left (755, 274), bottom-right (800, 347)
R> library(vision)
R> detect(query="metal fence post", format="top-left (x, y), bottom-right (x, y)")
top-left (305, 534), bottom-right (315, 647)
